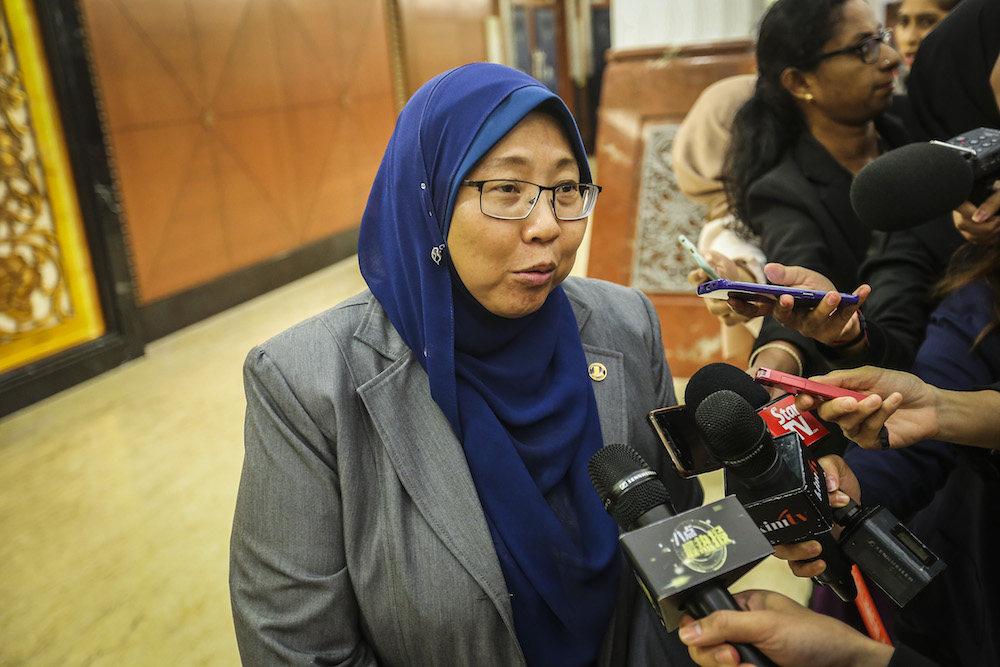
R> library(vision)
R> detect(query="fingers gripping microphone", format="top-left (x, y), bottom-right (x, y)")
top-left (588, 444), bottom-right (777, 667)
top-left (694, 390), bottom-right (859, 602)
top-left (683, 365), bottom-right (946, 608)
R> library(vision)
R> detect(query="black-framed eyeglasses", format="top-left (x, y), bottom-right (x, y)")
top-left (815, 27), bottom-right (893, 64)
top-left (462, 179), bottom-right (603, 221)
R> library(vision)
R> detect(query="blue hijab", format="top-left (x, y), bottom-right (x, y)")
top-left (358, 63), bottom-right (621, 666)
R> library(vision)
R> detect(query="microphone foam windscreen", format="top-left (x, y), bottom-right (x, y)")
top-left (685, 362), bottom-right (770, 412)
top-left (695, 390), bottom-right (771, 476)
top-left (850, 142), bottom-right (974, 231)
top-left (588, 444), bottom-right (670, 529)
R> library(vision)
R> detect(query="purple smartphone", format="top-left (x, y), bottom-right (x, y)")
top-left (696, 279), bottom-right (860, 305)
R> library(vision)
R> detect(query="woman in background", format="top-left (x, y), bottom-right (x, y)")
top-left (682, 0), bottom-right (965, 375)
top-left (723, 0), bottom-right (904, 382)
top-left (894, 0), bottom-right (962, 74)
top-left (672, 74), bottom-right (764, 362)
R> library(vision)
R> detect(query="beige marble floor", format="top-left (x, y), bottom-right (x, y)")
top-left (0, 251), bottom-right (808, 666)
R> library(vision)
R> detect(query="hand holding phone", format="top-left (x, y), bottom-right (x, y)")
top-left (678, 234), bottom-right (722, 281)
top-left (697, 278), bottom-right (861, 306)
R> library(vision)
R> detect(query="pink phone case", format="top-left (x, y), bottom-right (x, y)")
top-left (754, 368), bottom-right (866, 401)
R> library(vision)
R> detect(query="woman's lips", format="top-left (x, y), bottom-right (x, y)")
top-left (516, 264), bottom-right (556, 285)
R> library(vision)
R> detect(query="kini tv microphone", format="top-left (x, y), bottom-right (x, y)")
top-left (851, 128), bottom-right (1000, 232)
top-left (694, 390), bottom-right (859, 602)
top-left (688, 367), bottom-right (945, 607)
top-left (588, 444), bottom-right (777, 667)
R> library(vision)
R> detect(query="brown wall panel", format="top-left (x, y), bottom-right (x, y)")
top-left (399, 0), bottom-right (492, 94)
top-left (590, 43), bottom-right (757, 377)
top-left (80, 0), bottom-right (399, 304)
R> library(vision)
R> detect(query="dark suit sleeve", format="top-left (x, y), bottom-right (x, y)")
top-left (745, 183), bottom-right (844, 375)
top-left (837, 217), bottom-right (963, 370)
top-left (888, 643), bottom-right (941, 667)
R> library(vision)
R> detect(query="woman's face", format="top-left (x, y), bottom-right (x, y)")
top-left (447, 112), bottom-right (586, 319)
top-left (804, 0), bottom-right (902, 125)
top-left (895, 0), bottom-right (951, 68)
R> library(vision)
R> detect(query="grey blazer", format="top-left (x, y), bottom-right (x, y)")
top-left (230, 276), bottom-right (703, 666)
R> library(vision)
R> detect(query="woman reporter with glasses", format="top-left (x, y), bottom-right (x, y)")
top-left (229, 62), bottom-right (703, 667)
top-left (724, 0), bottom-right (908, 389)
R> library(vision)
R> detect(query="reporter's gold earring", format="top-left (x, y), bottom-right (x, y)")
top-left (804, 93), bottom-right (814, 103)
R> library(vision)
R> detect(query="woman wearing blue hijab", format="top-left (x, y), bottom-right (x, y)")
top-left (230, 63), bottom-right (702, 666)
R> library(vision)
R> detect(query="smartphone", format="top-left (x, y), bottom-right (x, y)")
top-left (648, 405), bottom-right (722, 478)
top-left (754, 367), bottom-right (867, 401)
top-left (696, 278), bottom-right (861, 305)
top-left (678, 234), bottom-right (722, 281)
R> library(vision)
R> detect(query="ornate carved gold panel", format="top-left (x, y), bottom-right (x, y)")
top-left (0, 0), bottom-right (141, 418)
top-left (0, 0), bottom-right (104, 375)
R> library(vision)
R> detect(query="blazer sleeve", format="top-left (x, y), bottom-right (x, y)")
top-left (230, 347), bottom-right (377, 667)
top-left (852, 218), bottom-right (963, 370)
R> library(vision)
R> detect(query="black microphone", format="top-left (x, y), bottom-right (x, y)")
top-left (685, 362), bottom-right (771, 413)
top-left (851, 128), bottom-right (1000, 231)
top-left (588, 444), bottom-right (777, 667)
top-left (694, 390), bottom-right (859, 602)
top-left (686, 362), bottom-right (832, 448)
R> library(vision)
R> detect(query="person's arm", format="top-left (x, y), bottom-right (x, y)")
top-left (741, 168), bottom-right (865, 377)
top-left (676, 589), bottom-right (899, 667)
top-left (231, 347), bottom-right (376, 666)
top-left (795, 366), bottom-right (1000, 450)
top-left (855, 217), bottom-right (963, 370)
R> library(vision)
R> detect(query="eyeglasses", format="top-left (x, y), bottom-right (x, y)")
top-left (815, 27), bottom-right (893, 64)
top-left (462, 179), bottom-right (602, 221)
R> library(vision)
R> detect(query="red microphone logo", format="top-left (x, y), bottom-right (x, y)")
top-left (758, 395), bottom-right (829, 446)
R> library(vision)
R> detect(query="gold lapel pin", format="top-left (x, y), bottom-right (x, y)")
top-left (589, 362), bottom-right (608, 382)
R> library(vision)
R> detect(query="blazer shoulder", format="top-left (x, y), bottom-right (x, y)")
top-left (561, 277), bottom-right (658, 343)
top-left (562, 276), bottom-right (648, 309)
top-left (246, 290), bottom-right (387, 374)
top-left (563, 277), bottom-right (654, 319)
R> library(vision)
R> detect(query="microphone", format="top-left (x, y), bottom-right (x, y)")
top-left (588, 444), bottom-right (777, 667)
top-left (684, 365), bottom-right (945, 608)
top-left (694, 390), bottom-right (859, 602)
top-left (685, 362), bottom-right (831, 446)
top-left (851, 128), bottom-right (1000, 231)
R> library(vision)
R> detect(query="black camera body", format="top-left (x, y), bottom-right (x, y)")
top-left (933, 127), bottom-right (1000, 204)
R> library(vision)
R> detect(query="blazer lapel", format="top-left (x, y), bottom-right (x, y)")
top-left (353, 300), bottom-right (517, 634)
top-left (568, 291), bottom-right (629, 447)
top-left (796, 134), bottom-right (871, 262)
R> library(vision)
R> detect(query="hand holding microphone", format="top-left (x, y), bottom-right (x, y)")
top-left (588, 444), bottom-right (778, 667)
top-left (684, 368), bottom-right (944, 607)
top-left (693, 389), bottom-right (859, 602)
top-left (771, 454), bottom-right (860, 578)
top-left (677, 589), bottom-right (897, 667)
